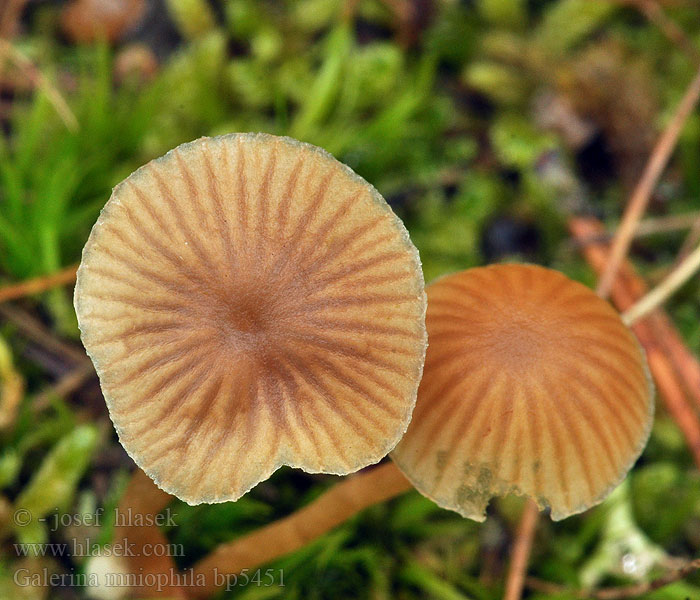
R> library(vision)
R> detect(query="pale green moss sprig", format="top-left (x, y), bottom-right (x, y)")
top-left (13, 425), bottom-right (98, 545)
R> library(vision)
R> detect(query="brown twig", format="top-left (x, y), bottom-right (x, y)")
top-left (31, 360), bottom-right (95, 413)
top-left (596, 62), bottom-right (700, 297)
top-left (622, 242), bottom-right (700, 324)
top-left (632, 212), bottom-right (700, 236)
top-left (189, 462), bottom-right (412, 599)
top-left (619, 266), bottom-right (700, 413)
top-left (527, 557), bottom-right (700, 599)
top-left (623, 0), bottom-right (700, 64)
top-left (569, 212), bottom-right (700, 249)
top-left (0, 265), bottom-right (78, 304)
top-left (503, 499), bottom-right (539, 600)
top-left (0, 303), bottom-right (87, 366)
top-left (0, 39), bottom-right (78, 131)
top-left (676, 212), bottom-right (700, 264)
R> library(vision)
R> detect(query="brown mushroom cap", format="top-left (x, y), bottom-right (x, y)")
top-left (391, 264), bottom-right (653, 521)
top-left (75, 133), bottom-right (427, 504)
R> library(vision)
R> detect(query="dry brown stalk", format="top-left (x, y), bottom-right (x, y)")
top-left (503, 499), bottom-right (539, 600)
top-left (622, 242), bottom-right (700, 325)
top-left (0, 303), bottom-right (87, 365)
top-left (0, 39), bottom-right (78, 130)
top-left (676, 213), bottom-right (700, 264)
top-left (624, 0), bottom-right (700, 64)
top-left (596, 62), bottom-right (700, 297)
top-left (527, 556), bottom-right (700, 599)
top-left (31, 361), bottom-right (95, 413)
top-left (0, 265), bottom-right (78, 304)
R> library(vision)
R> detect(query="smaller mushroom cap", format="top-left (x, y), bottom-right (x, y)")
top-left (75, 133), bottom-right (427, 505)
top-left (391, 264), bottom-right (654, 521)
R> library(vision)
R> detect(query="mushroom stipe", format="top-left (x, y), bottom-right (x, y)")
top-left (74, 133), bottom-right (428, 505)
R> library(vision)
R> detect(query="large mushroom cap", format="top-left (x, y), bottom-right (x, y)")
top-left (75, 133), bottom-right (427, 504)
top-left (391, 264), bottom-right (653, 521)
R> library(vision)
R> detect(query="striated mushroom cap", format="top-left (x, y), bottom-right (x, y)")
top-left (75, 133), bottom-right (427, 504)
top-left (391, 264), bottom-right (653, 521)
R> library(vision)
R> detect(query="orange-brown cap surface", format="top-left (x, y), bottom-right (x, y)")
top-left (75, 133), bottom-right (427, 504)
top-left (391, 264), bottom-right (653, 521)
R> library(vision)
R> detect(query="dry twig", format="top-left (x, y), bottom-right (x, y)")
top-left (622, 242), bottom-right (700, 325)
top-left (0, 265), bottom-right (78, 304)
top-left (32, 361), bottom-right (95, 413)
top-left (0, 39), bottom-right (78, 131)
top-left (527, 556), bottom-right (700, 599)
top-left (0, 303), bottom-right (86, 365)
top-left (632, 212), bottom-right (700, 236)
top-left (622, 0), bottom-right (700, 64)
top-left (570, 212), bottom-right (700, 249)
top-left (596, 62), bottom-right (700, 297)
top-left (676, 213), bottom-right (700, 264)
top-left (504, 499), bottom-right (539, 600)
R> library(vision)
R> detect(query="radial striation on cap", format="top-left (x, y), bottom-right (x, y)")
top-left (75, 133), bottom-right (427, 505)
top-left (391, 264), bottom-right (654, 521)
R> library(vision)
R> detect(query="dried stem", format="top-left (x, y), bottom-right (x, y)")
top-left (645, 348), bottom-right (700, 468)
top-left (188, 462), bottom-right (411, 599)
top-left (0, 39), bottom-right (78, 131)
top-left (0, 265), bottom-right (78, 303)
top-left (503, 499), bottom-right (539, 600)
top-left (31, 360), bottom-right (95, 413)
top-left (624, 279), bottom-right (700, 413)
top-left (0, 303), bottom-right (87, 365)
top-left (632, 212), bottom-right (700, 237)
top-left (573, 212), bottom-right (700, 248)
top-left (676, 213), bottom-right (700, 264)
top-left (596, 62), bottom-right (700, 297)
top-left (624, 0), bottom-right (700, 64)
top-left (527, 556), bottom-right (700, 599)
top-left (622, 242), bottom-right (700, 325)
